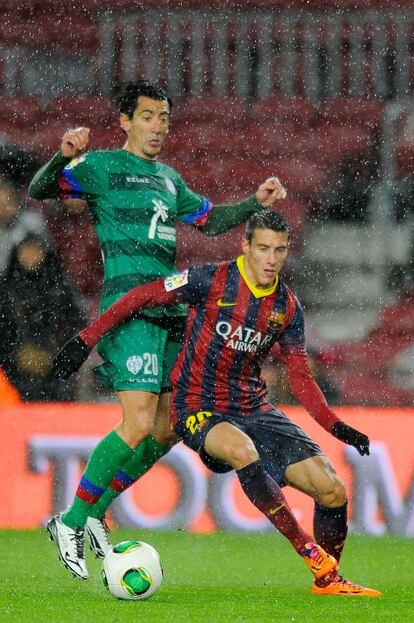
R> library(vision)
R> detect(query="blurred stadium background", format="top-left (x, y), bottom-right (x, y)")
top-left (0, 0), bottom-right (413, 536)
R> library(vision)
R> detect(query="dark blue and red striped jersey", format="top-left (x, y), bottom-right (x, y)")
top-left (80, 255), bottom-right (341, 432)
top-left (169, 257), bottom-right (303, 421)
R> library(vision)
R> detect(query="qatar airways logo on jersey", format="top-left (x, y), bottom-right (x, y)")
top-left (215, 321), bottom-right (272, 353)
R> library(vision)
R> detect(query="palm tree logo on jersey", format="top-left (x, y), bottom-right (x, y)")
top-left (149, 199), bottom-right (169, 240)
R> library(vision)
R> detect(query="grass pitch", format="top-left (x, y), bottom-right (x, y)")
top-left (0, 530), bottom-right (412, 623)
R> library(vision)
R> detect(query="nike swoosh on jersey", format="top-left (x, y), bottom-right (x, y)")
top-left (217, 299), bottom-right (236, 307)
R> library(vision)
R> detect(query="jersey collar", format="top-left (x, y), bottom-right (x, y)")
top-left (121, 149), bottom-right (157, 166)
top-left (236, 255), bottom-right (278, 298)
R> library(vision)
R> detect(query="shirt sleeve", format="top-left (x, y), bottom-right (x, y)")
top-left (79, 264), bottom-right (217, 348)
top-left (278, 296), bottom-right (340, 433)
top-left (29, 152), bottom-right (72, 199)
top-left (282, 352), bottom-right (341, 433)
top-left (57, 154), bottom-right (103, 201)
top-left (175, 176), bottom-right (213, 227)
top-left (80, 277), bottom-right (184, 347)
top-left (175, 174), bottom-right (263, 234)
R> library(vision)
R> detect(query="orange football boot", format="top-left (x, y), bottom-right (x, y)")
top-left (302, 543), bottom-right (338, 580)
top-left (312, 575), bottom-right (382, 597)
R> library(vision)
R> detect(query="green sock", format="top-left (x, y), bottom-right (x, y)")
top-left (62, 431), bottom-right (134, 529)
top-left (88, 435), bottom-right (169, 519)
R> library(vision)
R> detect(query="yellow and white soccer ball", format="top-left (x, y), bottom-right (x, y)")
top-left (102, 540), bottom-right (163, 600)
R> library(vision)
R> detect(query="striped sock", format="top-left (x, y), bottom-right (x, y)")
top-left (88, 436), bottom-right (169, 519)
top-left (62, 431), bottom-right (134, 529)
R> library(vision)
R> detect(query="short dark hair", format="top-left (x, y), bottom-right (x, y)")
top-left (116, 80), bottom-right (173, 118)
top-left (245, 210), bottom-right (290, 243)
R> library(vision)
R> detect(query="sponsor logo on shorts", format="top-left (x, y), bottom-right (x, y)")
top-left (126, 355), bottom-right (143, 375)
top-left (197, 419), bottom-right (210, 431)
top-left (164, 270), bottom-right (189, 292)
top-left (185, 410), bottom-right (213, 435)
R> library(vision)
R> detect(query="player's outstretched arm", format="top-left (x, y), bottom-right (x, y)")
top-left (199, 176), bottom-right (287, 236)
top-left (51, 278), bottom-right (182, 379)
top-left (29, 127), bottom-right (90, 199)
top-left (283, 352), bottom-right (370, 456)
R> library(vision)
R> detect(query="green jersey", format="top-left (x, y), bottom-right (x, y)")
top-left (58, 149), bottom-right (211, 316)
top-left (29, 149), bottom-right (263, 318)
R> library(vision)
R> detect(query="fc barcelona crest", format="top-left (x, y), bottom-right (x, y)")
top-left (267, 311), bottom-right (286, 332)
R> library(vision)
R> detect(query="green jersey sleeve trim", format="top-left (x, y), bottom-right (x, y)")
top-left (200, 195), bottom-right (263, 236)
top-left (175, 174), bottom-right (207, 222)
top-left (30, 152), bottom-right (104, 201)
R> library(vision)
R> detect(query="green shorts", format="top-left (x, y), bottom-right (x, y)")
top-left (94, 316), bottom-right (185, 393)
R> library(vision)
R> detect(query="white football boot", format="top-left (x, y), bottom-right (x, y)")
top-left (47, 514), bottom-right (88, 579)
top-left (85, 516), bottom-right (112, 559)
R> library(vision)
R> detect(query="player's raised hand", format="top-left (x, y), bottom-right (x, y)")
top-left (331, 422), bottom-right (370, 456)
top-left (61, 127), bottom-right (90, 158)
top-left (256, 176), bottom-right (287, 207)
top-left (51, 335), bottom-right (91, 380)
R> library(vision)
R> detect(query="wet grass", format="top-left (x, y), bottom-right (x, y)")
top-left (0, 530), bottom-right (412, 622)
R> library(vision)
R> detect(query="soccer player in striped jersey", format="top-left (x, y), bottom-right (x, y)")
top-left (53, 211), bottom-right (381, 596)
top-left (29, 81), bottom-right (286, 579)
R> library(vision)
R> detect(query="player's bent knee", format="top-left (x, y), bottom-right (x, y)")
top-left (128, 418), bottom-right (154, 438)
top-left (117, 413), bottom-right (156, 447)
top-left (204, 422), bottom-right (258, 469)
top-left (318, 478), bottom-right (347, 508)
top-left (227, 440), bottom-right (259, 470)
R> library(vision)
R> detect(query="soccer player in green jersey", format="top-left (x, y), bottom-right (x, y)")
top-left (29, 80), bottom-right (286, 579)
